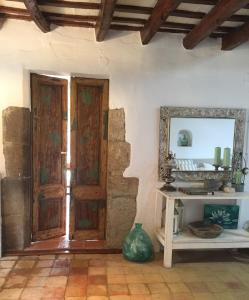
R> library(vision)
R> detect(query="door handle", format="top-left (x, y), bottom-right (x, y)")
top-left (61, 152), bottom-right (67, 155)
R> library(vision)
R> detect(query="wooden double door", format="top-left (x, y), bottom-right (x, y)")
top-left (31, 74), bottom-right (108, 241)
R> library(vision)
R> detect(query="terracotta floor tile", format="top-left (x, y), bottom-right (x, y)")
top-left (143, 274), bottom-right (164, 283)
top-left (89, 260), bottom-right (106, 267)
top-left (125, 275), bottom-right (145, 284)
top-left (131, 296), bottom-right (153, 300)
top-left (215, 272), bottom-right (239, 283)
top-left (206, 282), bottom-right (227, 293)
top-left (108, 284), bottom-right (129, 296)
top-left (87, 285), bottom-right (108, 296)
top-left (161, 271), bottom-right (182, 283)
top-left (107, 267), bottom-right (125, 275)
top-left (0, 288), bottom-right (23, 299)
top-left (67, 275), bottom-right (88, 287)
top-left (65, 297), bottom-right (86, 300)
top-left (65, 286), bottom-right (86, 297)
top-left (0, 268), bottom-right (11, 277)
top-left (70, 267), bottom-right (88, 275)
top-left (231, 291), bottom-right (249, 300)
top-left (87, 297), bottom-right (109, 300)
top-left (107, 261), bottom-right (124, 268)
top-left (224, 281), bottom-right (246, 290)
top-left (151, 294), bottom-right (172, 300)
top-left (27, 276), bottom-right (48, 287)
top-left (41, 287), bottom-right (65, 298)
top-left (88, 275), bottom-right (107, 285)
top-left (173, 293), bottom-right (194, 300)
top-left (89, 267), bottom-right (106, 276)
top-left (168, 283), bottom-right (191, 294)
top-left (193, 293), bottom-right (216, 300)
top-left (0, 260), bottom-right (16, 268)
top-left (107, 274), bottom-right (127, 284)
top-left (36, 260), bottom-right (54, 268)
top-left (128, 284), bottom-right (150, 295)
top-left (109, 296), bottom-right (131, 300)
top-left (0, 256), bottom-right (19, 261)
top-left (213, 292), bottom-right (235, 300)
top-left (31, 267), bottom-right (51, 276)
top-left (147, 283), bottom-right (170, 294)
top-left (45, 275), bottom-right (67, 287)
top-left (0, 278), bottom-right (6, 288)
top-left (50, 267), bottom-right (69, 276)
top-left (71, 260), bottom-right (89, 268)
top-left (123, 267), bottom-right (142, 275)
top-left (54, 259), bottom-right (71, 268)
top-left (20, 287), bottom-right (44, 299)
top-left (186, 282), bottom-right (210, 293)
top-left (14, 260), bottom-right (35, 269)
top-left (4, 275), bottom-right (28, 288)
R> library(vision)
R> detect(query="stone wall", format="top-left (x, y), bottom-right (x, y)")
top-left (106, 109), bottom-right (139, 248)
top-left (1, 107), bottom-right (31, 251)
top-left (1, 107), bottom-right (138, 251)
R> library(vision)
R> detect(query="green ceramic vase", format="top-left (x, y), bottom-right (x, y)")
top-left (122, 223), bottom-right (154, 262)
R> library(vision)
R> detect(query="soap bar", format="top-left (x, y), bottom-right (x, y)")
top-left (224, 187), bottom-right (235, 193)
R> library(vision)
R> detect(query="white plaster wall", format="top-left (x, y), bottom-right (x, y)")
top-left (0, 19), bottom-right (249, 236)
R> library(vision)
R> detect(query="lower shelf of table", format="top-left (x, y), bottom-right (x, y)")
top-left (156, 227), bottom-right (249, 250)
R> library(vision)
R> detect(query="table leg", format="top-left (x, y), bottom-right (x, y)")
top-left (164, 197), bottom-right (175, 268)
top-left (154, 191), bottom-right (163, 252)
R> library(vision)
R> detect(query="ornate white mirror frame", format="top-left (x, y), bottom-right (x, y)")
top-left (159, 107), bottom-right (246, 181)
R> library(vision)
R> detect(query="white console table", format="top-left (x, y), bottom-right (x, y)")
top-left (155, 189), bottom-right (249, 268)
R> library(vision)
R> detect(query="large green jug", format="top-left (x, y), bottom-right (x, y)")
top-left (122, 223), bottom-right (154, 262)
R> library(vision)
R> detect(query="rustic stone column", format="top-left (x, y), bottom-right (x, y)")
top-left (2, 107), bottom-right (31, 251)
top-left (106, 109), bottom-right (139, 248)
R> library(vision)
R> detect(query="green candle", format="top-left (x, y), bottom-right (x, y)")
top-left (214, 147), bottom-right (221, 165)
top-left (223, 147), bottom-right (231, 168)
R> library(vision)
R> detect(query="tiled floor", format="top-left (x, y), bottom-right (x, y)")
top-left (0, 253), bottom-right (248, 299)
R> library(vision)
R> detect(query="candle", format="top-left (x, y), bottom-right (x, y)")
top-left (223, 147), bottom-right (231, 168)
top-left (213, 147), bottom-right (221, 166)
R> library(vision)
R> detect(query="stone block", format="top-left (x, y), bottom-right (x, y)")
top-left (108, 141), bottom-right (130, 174)
top-left (108, 109), bottom-right (125, 142)
top-left (106, 197), bottom-right (136, 249)
top-left (2, 106), bottom-right (30, 145)
top-left (3, 143), bottom-right (31, 177)
top-left (1, 178), bottom-right (31, 251)
top-left (107, 176), bottom-right (139, 198)
top-left (2, 215), bottom-right (25, 251)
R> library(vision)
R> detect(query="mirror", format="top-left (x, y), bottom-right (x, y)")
top-left (159, 107), bottom-right (246, 181)
top-left (169, 118), bottom-right (235, 171)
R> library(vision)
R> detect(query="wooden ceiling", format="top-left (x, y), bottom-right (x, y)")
top-left (1, 0), bottom-right (249, 50)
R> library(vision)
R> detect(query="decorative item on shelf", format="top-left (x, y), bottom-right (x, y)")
top-left (177, 130), bottom-right (192, 147)
top-left (204, 204), bottom-right (239, 229)
top-left (223, 147), bottom-right (231, 168)
top-left (160, 152), bottom-right (177, 192)
top-left (122, 223), bottom-right (154, 262)
top-left (188, 221), bottom-right (223, 239)
top-left (175, 199), bottom-right (184, 232)
top-left (243, 220), bottom-right (249, 233)
top-left (173, 208), bottom-right (179, 234)
top-left (220, 165), bottom-right (232, 191)
top-left (213, 147), bottom-right (221, 171)
top-left (232, 152), bottom-right (248, 192)
top-left (204, 179), bottom-right (222, 191)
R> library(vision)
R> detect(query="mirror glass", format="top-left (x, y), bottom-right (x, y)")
top-left (169, 118), bottom-right (235, 171)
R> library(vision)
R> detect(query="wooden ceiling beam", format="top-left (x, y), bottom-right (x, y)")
top-left (222, 21), bottom-right (249, 50)
top-left (140, 0), bottom-right (182, 45)
top-left (23, 0), bottom-right (50, 32)
top-left (183, 0), bottom-right (249, 49)
top-left (95, 0), bottom-right (117, 42)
